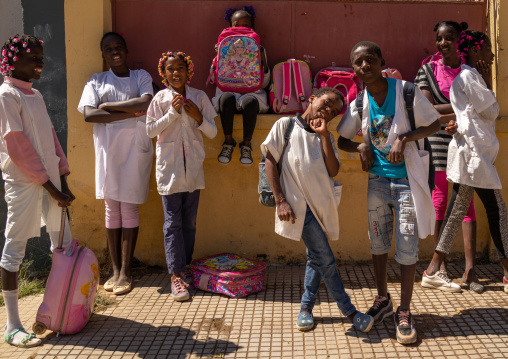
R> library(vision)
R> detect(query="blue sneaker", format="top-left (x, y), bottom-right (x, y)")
top-left (366, 293), bottom-right (394, 324)
top-left (353, 312), bottom-right (374, 333)
top-left (296, 311), bottom-right (314, 331)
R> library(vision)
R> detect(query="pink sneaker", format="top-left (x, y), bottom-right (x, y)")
top-left (503, 276), bottom-right (508, 293)
top-left (181, 269), bottom-right (194, 288)
top-left (171, 277), bottom-right (190, 301)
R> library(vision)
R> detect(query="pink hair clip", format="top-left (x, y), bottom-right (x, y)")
top-left (10, 46), bottom-right (15, 51)
top-left (22, 42), bottom-right (27, 48)
top-left (12, 38), bottom-right (19, 43)
top-left (13, 56), bottom-right (17, 62)
top-left (26, 48), bottom-right (31, 53)
top-left (8, 66), bottom-right (14, 70)
top-left (8, 52), bottom-right (12, 57)
top-left (39, 40), bottom-right (44, 44)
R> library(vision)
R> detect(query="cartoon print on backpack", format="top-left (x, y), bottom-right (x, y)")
top-left (218, 37), bottom-right (261, 88)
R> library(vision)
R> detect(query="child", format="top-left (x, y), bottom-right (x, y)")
top-left (422, 30), bottom-right (508, 294)
top-left (262, 87), bottom-right (374, 333)
top-left (337, 41), bottom-right (440, 344)
top-left (147, 51), bottom-right (217, 301)
top-left (0, 34), bottom-right (74, 347)
top-left (415, 21), bottom-right (479, 293)
top-left (78, 32), bottom-right (153, 296)
top-left (213, 6), bottom-right (270, 165)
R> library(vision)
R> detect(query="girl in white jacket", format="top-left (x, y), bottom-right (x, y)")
top-left (0, 34), bottom-right (74, 348)
top-left (422, 30), bottom-right (508, 294)
top-left (147, 51), bottom-right (217, 302)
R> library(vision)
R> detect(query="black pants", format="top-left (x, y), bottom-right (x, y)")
top-left (436, 183), bottom-right (508, 259)
top-left (219, 93), bottom-right (259, 142)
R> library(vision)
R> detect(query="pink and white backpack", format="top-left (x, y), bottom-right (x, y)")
top-left (208, 26), bottom-right (264, 93)
top-left (269, 59), bottom-right (313, 114)
top-left (313, 67), bottom-right (362, 115)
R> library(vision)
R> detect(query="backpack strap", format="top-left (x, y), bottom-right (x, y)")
top-left (281, 61), bottom-right (292, 112)
top-left (277, 117), bottom-right (295, 172)
top-left (403, 81), bottom-right (418, 149)
top-left (355, 90), bottom-right (365, 119)
top-left (291, 60), bottom-right (307, 110)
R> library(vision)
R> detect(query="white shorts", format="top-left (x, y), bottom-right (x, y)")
top-left (0, 181), bottom-right (72, 272)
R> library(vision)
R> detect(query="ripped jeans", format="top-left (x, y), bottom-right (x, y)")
top-left (367, 173), bottom-right (419, 265)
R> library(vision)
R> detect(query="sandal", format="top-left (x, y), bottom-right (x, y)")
top-left (5, 328), bottom-right (41, 348)
top-left (113, 277), bottom-right (132, 295)
top-left (103, 277), bottom-right (116, 292)
top-left (462, 275), bottom-right (484, 293)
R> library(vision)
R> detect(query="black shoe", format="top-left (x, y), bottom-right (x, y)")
top-left (366, 293), bottom-right (394, 324)
top-left (218, 140), bottom-right (236, 164)
top-left (394, 306), bottom-right (417, 345)
top-left (239, 142), bottom-right (253, 165)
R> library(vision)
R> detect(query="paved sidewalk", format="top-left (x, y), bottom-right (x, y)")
top-left (1, 261), bottom-right (507, 359)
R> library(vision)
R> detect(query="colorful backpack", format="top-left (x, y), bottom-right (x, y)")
top-left (208, 26), bottom-right (264, 93)
top-left (269, 59), bottom-right (312, 114)
top-left (191, 253), bottom-right (267, 298)
top-left (313, 67), bottom-right (362, 115)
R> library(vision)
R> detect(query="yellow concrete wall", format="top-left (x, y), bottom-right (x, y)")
top-left (66, 0), bottom-right (504, 267)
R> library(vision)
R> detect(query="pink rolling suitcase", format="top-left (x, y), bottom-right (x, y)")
top-left (32, 207), bottom-right (99, 336)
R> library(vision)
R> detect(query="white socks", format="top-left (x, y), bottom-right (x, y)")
top-left (2, 289), bottom-right (41, 346)
top-left (2, 289), bottom-right (22, 334)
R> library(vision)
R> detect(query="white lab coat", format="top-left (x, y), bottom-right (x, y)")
top-left (337, 80), bottom-right (440, 239)
top-left (78, 69), bottom-right (154, 204)
top-left (146, 85), bottom-right (217, 195)
top-left (448, 65), bottom-right (501, 189)
top-left (0, 82), bottom-right (65, 238)
top-left (261, 116), bottom-right (342, 241)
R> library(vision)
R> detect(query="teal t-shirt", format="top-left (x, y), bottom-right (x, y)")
top-left (368, 78), bottom-right (407, 178)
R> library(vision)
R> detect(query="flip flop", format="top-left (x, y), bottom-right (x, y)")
top-left (5, 328), bottom-right (41, 348)
top-left (113, 277), bottom-right (132, 295)
top-left (462, 275), bottom-right (484, 293)
top-left (103, 277), bottom-right (116, 292)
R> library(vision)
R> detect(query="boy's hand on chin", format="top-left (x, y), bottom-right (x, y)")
top-left (310, 118), bottom-right (328, 135)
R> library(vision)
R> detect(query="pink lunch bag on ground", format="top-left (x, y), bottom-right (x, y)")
top-left (191, 253), bottom-right (267, 298)
top-left (269, 59), bottom-right (312, 114)
top-left (207, 26), bottom-right (264, 93)
top-left (33, 207), bottom-right (99, 336)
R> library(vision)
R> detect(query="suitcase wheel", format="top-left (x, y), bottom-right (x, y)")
top-left (32, 321), bottom-right (47, 335)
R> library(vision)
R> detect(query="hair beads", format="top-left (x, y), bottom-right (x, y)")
top-left (1, 34), bottom-right (42, 75)
top-left (456, 30), bottom-right (489, 60)
top-left (158, 51), bottom-right (194, 87)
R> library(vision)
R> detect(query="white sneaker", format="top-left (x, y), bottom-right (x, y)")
top-left (421, 270), bottom-right (461, 292)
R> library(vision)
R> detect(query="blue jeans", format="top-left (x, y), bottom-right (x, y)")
top-left (162, 190), bottom-right (200, 273)
top-left (301, 206), bottom-right (356, 317)
top-left (367, 173), bottom-right (419, 265)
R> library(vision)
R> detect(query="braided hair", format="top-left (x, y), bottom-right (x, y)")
top-left (433, 21), bottom-right (468, 35)
top-left (157, 51), bottom-right (194, 87)
top-left (456, 30), bottom-right (490, 60)
top-left (224, 6), bottom-right (256, 28)
top-left (1, 34), bottom-right (43, 75)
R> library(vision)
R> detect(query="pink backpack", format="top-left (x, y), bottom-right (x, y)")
top-left (269, 59), bottom-right (312, 114)
top-left (208, 26), bottom-right (264, 93)
top-left (313, 67), bottom-right (362, 115)
top-left (33, 208), bottom-right (99, 336)
top-left (191, 253), bottom-right (267, 298)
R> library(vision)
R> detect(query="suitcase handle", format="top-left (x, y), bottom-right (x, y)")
top-left (57, 207), bottom-right (67, 250)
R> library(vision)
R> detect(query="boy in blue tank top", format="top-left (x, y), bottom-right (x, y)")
top-left (337, 41), bottom-right (440, 345)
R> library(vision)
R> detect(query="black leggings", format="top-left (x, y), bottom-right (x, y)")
top-left (219, 93), bottom-right (259, 142)
top-left (436, 183), bottom-right (508, 259)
